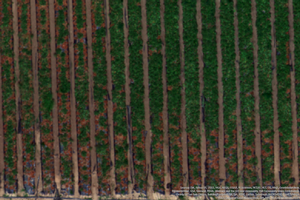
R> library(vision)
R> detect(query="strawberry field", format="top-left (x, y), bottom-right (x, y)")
top-left (0, 0), bottom-right (300, 199)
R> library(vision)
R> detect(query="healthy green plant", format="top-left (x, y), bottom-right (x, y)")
top-left (146, 0), bottom-right (164, 192)
top-left (110, 0), bottom-right (128, 194)
top-left (182, 0), bottom-right (201, 187)
top-left (201, 0), bottom-right (219, 187)
top-left (237, 0), bottom-right (256, 187)
top-left (256, 0), bottom-right (274, 185)
top-left (128, 0), bottom-right (146, 192)
top-left (220, 0), bottom-right (238, 186)
top-left (275, 0), bottom-right (293, 186)
top-left (165, 0), bottom-right (181, 190)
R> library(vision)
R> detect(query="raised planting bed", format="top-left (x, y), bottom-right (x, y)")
top-left (165, 0), bottom-right (182, 191)
top-left (37, 0), bottom-right (55, 193)
top-left (256, 0), bottom-right (274, 186)
top-left (201, 0), bottom-right (219, 188)
top-left (1, 0), bottom-right (18, 193)
top-left (55, 0), bottom-right (73, 194)
top-left (73, 0), bottom-right (91, 194)
top-left (220, 0), bottom-right (238, 187)
top-left (146, 0), bottom-right (164, 193)
top-left (18, 0), bottom-right (36, 194)
top-left (91, 0), bottom-right (110, 195)
top-left (128, 0), bottom-right (146, 194)
top-left (237, 0), bottom-right (256, 187)
top-left (182, 0), bottom-right (201, 188)
top-left (109, 0), bottom-right (128, 195)
top-left (275, 0), bottom-right (293, 187)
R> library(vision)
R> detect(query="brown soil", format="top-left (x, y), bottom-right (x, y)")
top-left (12, 0), bottom-right (24, 195)
top-left (141, 0), bottom-right (153, 198)
top-left (178, 0), bottom-right (189, 191)
top-left (85, 0), bottom-right (98, 198)
top-left (215, 0), bottom-right (225, 189)
top-left (49, 0), bottom-right (61, 193)
top-left (160, 0), bottom-right (171, 196)
top-left (196, 0), bottom-right (206, 189)
top-left (270, 0), bottom-right (280, 187)
top-left (233, 0), bottom-right (244, 193)
top-left (251, 0), bottom-right (262, 187)
top-left (288, 0), bottom-right (299, 188)
top-left (123, 0), bottom-right (135, 198)
top-left (104, 0), bottom-right (116, 196)
top-left (30, 0), bottom-right (43, 193)
top-left (67, 0), bottom-right (79, 195)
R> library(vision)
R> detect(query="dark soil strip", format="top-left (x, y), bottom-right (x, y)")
top-left (270, 0), bottom-right (280, 188)
top-left (160, 0), bottom-right (171, 196)
top-left (196, 0), bottom-right (206, 189)
top-left (49, 0), bottom-right (61, 193)
top-left (30, 0), bottom-right (43, 192)
top-left (123, 0), bottom-right (134, 197)
top-left (178, 0), bottom-right (188, 191)
top-left (288, 0), bottom-right (299, 188)
top-left (251, 0), bottom-right (262, 187)
top-left (67, 0), bottom-right (79, 194)
top-left (12, 0), bottom-right (24, 194)
top-left (233, 0), bottom-right (243, 192)
top-left (85, 0), bottom-right (98, 197)
top-left (104, 0), bottom-right (116, 196)
top-left (141, 0), bottom-right (153, 198)
top-left (215, 0), bottom-right (225, 189)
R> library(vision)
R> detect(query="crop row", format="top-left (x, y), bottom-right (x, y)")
top-left (256, 0), bottom-right (274, 185)
top-left (55, 0), bottom-right (73, 193)
top-left (146, 0), bottom-right (164, 193)
top-left (91, 0), bottom-right (110, 195)
top-left (18, 0), bottom-right (36, 194)
top-left (220, 0), bottom-right (238, 187)
top-left (73, 0), bottom-right (91, 194)
top-left (128, 0), bottom-right (146, 194)
top-left (275, 0), bottom-right (293, 186)
top-left (165, 0), bottom-right (182, 190)
top-left (1, 0), bottom-right (18, 193)
top-left (182, 0), bottom-right (201, 187)
top-left (237, 0), bottom-right (256, 187)
top-left (201, 0), bottom-right (219, 188)
top-left (37, 0), bottom-right (55, 193)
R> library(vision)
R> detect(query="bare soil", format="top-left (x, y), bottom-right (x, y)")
top-left (49, 0), bottom-right (61, 193)
top-left (141, 0), bottom-right (153, 198)
top-left (178, 0), bottom-right (189, 191)
top-left (30, 0), bottom-right (43, 193)
top-left (67, 0), bottom-right (79, 195)
top-left (215, 0), bottom-right (225, 190)
top-left (233, 0), bottom-right (244, 193)
top-left (251, 0), bottom-right (262, 187)
top-left (288, 0), bottom-right (299, 188)
top-left (123, 0), bottom-right (135, 198)
top-left (85, 0), bottom-right (98, 198)
top-left (104, 0), bottom-right (116, 196)
top-left (196, 0), bottom-right (206, 189)
top-left (270, 0), bottom-right (280, 188)
top-left (160, 0), bottom-right (171, 196)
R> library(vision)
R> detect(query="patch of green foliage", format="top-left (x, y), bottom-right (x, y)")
top-left (182, 0), bottom-right (201, 186)
top-left (201, 0), bottom-right (219, 187)
top-left (237, 0), bottom-right (255, 186)
top-left (220, 0), bottom-right (238, 187)
top-left (128, 0), bottom-right (146, 192)
top-left (147, 0), bottom-right (164, 192)
top-left (275, 0), bottom-right (292, 186)
top-left (165, 0), bottom-right (181, 190)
